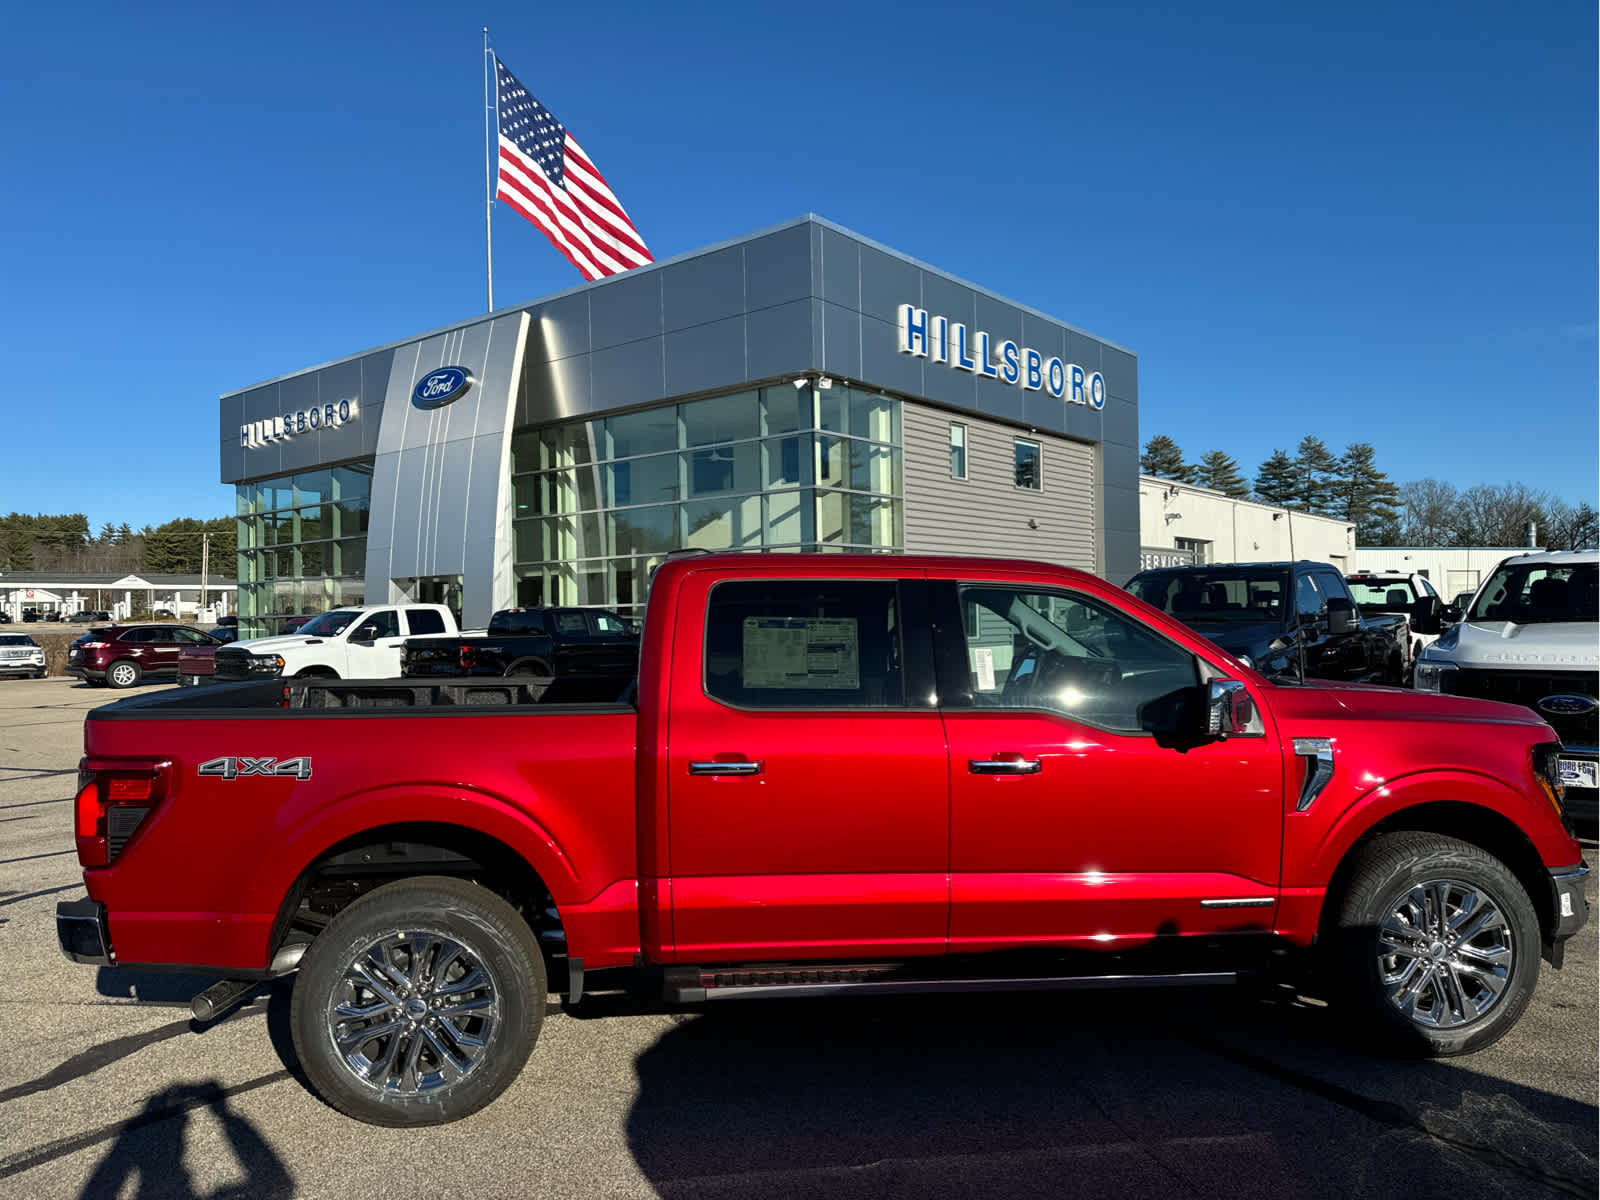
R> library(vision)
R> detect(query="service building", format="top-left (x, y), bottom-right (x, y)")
top-left (220, 216), bottom-right (1139, 638)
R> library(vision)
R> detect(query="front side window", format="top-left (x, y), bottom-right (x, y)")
top-left (950, 423), bottom-right (967, 479)
top-left (1014, 439), bottom-right (1041, 490)
top-left (351, 611), bottom-right (399, 641)
top-left (1127, 568), bottom-right (1287, 625)
top-left (1295, 575), bottom-right (1325, 622)
top-left (592, 612), bottom-right (629, 635)
top-left (953, 586), bottom-right (1198, 732)
top-left (704, 580), bottom-right (902, 709)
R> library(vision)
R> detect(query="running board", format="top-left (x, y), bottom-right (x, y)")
top-left (663, 964), bottom-right (1237, 1004)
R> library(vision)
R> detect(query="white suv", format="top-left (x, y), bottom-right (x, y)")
top-left (215, 604), bottom-right (458, 681)
top-left (0, 633), bottom-right (47, 678)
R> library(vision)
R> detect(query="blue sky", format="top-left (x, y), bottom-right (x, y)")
top-left (1, 0), bottom-right (1593, 531)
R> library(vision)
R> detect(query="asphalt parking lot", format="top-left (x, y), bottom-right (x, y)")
top-left (1, 676), bottom-right (1595, 1200)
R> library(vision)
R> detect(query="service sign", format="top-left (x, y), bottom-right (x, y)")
top-left (240, 398), bottom-right (357, 448)
top-left (897, 304), bottom-right (1105, 409)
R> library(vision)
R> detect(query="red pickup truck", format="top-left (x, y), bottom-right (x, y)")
top-left (57, 553), bottom-right (1589, 1127)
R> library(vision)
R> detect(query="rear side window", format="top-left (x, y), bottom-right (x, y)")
top-left (554, 611), bottom-right (589, 636)
top-left (704, 580), bottom-right (903, 709)
top-left (489, 610), bottom-right (546, 635)
top-left (407, 609), bottom-right (447, 636)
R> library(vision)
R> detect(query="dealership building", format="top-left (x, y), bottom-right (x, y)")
top-left (220, 216), bottom-right (1139, 637)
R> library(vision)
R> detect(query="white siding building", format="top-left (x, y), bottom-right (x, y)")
top-left (1135, 476), bottom-right (1355, 582)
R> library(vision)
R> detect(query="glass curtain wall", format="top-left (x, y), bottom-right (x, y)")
top-left (235, 464), bottom-right (372, 638)
top-left (511, 385), bottom-right (902, 620)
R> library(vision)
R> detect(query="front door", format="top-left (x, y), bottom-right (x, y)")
top-left (931, 576), bottom-right (1284, 953)
top-left (345, 609), bottom-right (403, 677)
top-left (666, 573), bottom-right (949, 963)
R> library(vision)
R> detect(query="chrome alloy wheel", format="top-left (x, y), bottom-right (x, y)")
top-left (327, 930), bottom-right (501, 1094)
top-left (109, 662), bottom-right (137, 687)
top-left (1376, 878), bottom-right (1514, 1030)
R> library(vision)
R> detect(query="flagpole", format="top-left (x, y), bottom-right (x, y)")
top-left (482, 27), bottom-right (495, 312)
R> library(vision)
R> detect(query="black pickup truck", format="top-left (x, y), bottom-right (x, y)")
top-left (401, 606), bottom-right (639, 682)
top-left (1124, 560), bottom-right (1409, 684)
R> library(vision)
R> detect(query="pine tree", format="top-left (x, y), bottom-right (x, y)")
top-left (1333, 443), bottom-right (1401, 542)
top-left (116, 522), bottom-right (133, 544)
top-left (97, 521), bottom-right (116, 544)
top-left (1293, 436), bottom-right (1340, 514)
top-left (1140, 435), bottom-right (1194, 483)
top-left (1254, 450), bottom-right (1297, 506)
top-left (1194, 450), bottom-right (1250, 498)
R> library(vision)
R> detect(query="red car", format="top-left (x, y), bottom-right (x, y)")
top-left (66, 624), bottom-right (228, 689)
top-left (57, 553), bottom-right (1589, 1126)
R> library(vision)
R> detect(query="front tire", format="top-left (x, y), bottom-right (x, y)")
top-left (105, 659), bottom-right (142, 689)
top-left (1327, 832), bottom-right (1539, 1056)
top-left (289, 876), bottom-right (546, 1127)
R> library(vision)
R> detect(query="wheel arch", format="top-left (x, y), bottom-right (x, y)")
top-left (1318, 799), bottom-right (1557, 947)
top-left (501, 657), bottom-right (552, 677)
top-left (267, 818), bottom-right (568, 972)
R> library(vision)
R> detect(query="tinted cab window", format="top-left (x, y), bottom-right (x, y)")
top-left (406, 609), bottom-right (447, 636)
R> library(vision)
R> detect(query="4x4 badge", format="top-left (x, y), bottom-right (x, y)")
top-left (198, 756), bottom-right (312, 781)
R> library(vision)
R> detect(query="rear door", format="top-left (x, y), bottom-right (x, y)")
top-left (585, 610), bottom-right (639, 676)
top-left (665, 570), bottom-right (949, 963)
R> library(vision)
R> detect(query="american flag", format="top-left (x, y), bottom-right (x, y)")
top-left (494, 56), bottom-right (652, 281)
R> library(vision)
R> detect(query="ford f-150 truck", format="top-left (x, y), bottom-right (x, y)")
top-left (1125, 561), bottom-right (1409, 684)
top-left (57, 553), bottom-right (1588, 1127)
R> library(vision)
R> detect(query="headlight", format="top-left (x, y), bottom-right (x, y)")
top-left (1413, 661), bottom-right (1457, 693)
top-left (1532, 743), bottom-right (1566, 814)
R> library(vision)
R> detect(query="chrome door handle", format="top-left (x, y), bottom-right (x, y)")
top-left (968, 758), bottom-right (1042, 775)
top-left (688, 760), bottom-right (763, 777)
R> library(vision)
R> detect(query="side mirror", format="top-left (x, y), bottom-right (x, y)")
top-left (1410, 595), bottom-right (1442, 635)
top-left (1205, 679), bottom-right (1255, 739)
top-left (1440, 604), bottom-right (1463, 625)
top-left (1326, 597), bottom-right (1359, 635)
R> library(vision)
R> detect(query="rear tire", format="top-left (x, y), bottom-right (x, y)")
top-left (105, 659), bottom-right (141, 689)
top-left (289, 876), bottom-right (546, 1127)
top-left (1325, 832), bottom-right (1539, 1056)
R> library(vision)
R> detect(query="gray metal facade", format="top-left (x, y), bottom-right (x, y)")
top-left (220, 215), bottom-right (1139, 628)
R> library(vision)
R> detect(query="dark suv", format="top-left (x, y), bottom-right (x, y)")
top-left (66, 624), bottom-right (228, 689)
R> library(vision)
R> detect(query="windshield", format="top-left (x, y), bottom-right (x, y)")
top-left (1127, 568), bottom-right (1289, 624)
top-left (1467, 562), bottom-right (1598, 624)
top-left (0, 635), bottom-right (34, 646)
top-left (296, 610), bottom-right (360, 637)
top-left (1345, 578), bottom-right (1418, 611)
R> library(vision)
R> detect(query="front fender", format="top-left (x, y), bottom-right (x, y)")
top-left (1290, 768), bottom-right (1547, 888)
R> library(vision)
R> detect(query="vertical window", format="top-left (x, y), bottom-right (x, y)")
top-left (1014, 439), bottom-right (1041, 491)
top-left (950, 423), bottom-right (967, 479)
top-left (1295, 575), bottom-right (1325, 622)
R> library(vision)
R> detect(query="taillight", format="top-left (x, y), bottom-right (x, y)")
top-left (460, 645), bottom-right (478, 670)
top-left (80, 641), bottom-right (107, 650)
top-left (75, 757), bottom-right (172, 867)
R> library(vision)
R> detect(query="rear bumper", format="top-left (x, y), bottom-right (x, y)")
top-left (56, 898), bottom-right (113, 966)
top-left (66, 665), bottom-right (106, 681)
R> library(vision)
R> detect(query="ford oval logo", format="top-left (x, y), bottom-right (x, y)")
top-left (1537, 694), bottom-right (1598, 716)
top-left (413, 367), bottom-right (471, 409)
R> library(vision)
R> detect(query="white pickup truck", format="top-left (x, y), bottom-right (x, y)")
top-left (213, 604), bottom-right (458, 681)
top-left (1416, 549), bottom-right (1599, 818)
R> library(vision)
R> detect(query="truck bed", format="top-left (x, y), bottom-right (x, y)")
top-left (90, 674), bottom-right (637, 718)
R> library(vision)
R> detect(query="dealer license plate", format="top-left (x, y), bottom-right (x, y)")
top-left (1558, 757), bottom-right (1598, 790)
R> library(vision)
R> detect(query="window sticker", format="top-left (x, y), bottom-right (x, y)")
top-left (973, 646), bottom-right (997, 692)
top-left (742, 617), bottom-right (860, 689)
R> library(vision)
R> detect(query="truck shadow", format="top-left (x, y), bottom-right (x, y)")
top-left (76, 1080), bottom-right (293, 1200)
top-left (620, 987), bottom-right (1598, 1199)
